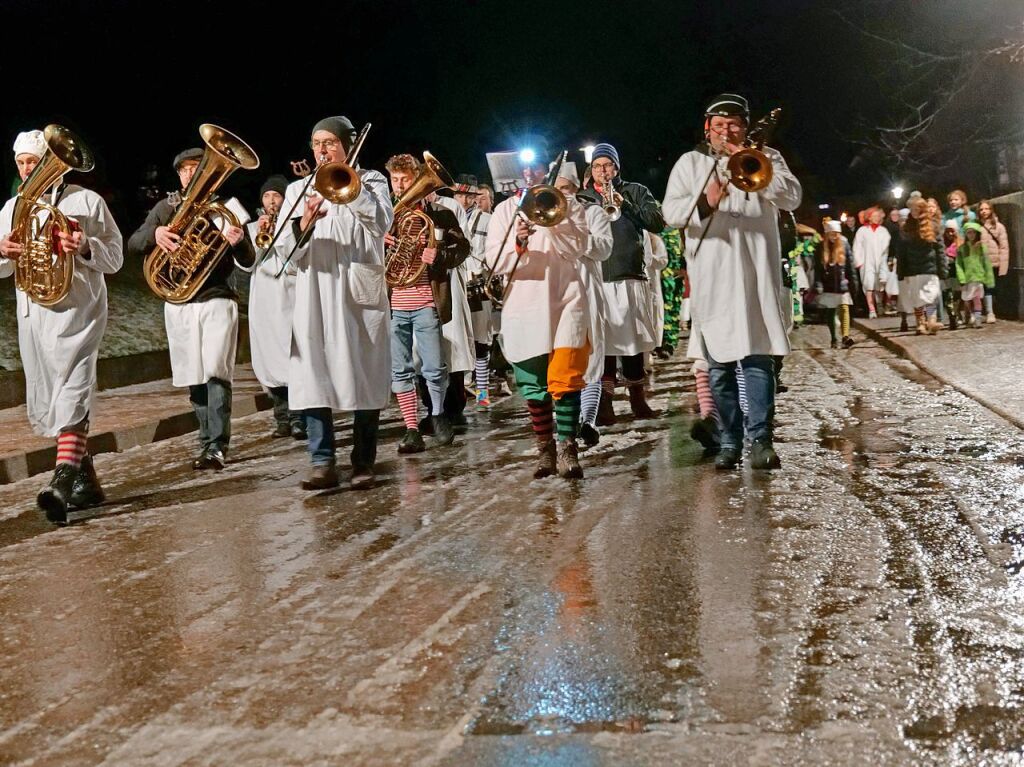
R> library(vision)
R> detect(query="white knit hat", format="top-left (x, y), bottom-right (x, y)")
top-left (13, 130), bottom-right (46, 159)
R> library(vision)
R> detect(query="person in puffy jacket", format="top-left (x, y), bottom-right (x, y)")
top-left (956, 222), bottom-right (995, 329)
top-left (977, 200), bottom-right (1009, 324)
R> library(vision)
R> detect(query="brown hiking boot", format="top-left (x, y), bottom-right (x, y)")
top-left (301, 463), bottom-right (339, 490)
top-left (556, 439), bottom-right (583, 479)
top-left (534, 438), bottom-right (557, 479)
top-left (627, 383), bottom-right (655, 419)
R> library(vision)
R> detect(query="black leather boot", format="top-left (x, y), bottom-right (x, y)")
top-left (37, 464), bottom-right (78, 524)
top-left (69, 455), bottom-right (105, 509)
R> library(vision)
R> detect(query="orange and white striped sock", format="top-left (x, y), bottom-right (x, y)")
top-left (56, 431), bottom-right (88, 469)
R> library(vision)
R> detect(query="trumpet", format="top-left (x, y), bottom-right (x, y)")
top-left (254, 204), bottom-right (278, 249)
top-left (599, 181), bottom-right (623, 222)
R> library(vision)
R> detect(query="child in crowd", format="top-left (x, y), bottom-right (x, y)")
top-left (941, 221), bottom-right (962, 330)
top-left (942, 188), bottom-right (976, 233)
top-left (814, 221), bottom-right (856, 349)
top-left (897, 198), bottom-right (945, 335)
top-left (955, 222), bottom-right (995, 329)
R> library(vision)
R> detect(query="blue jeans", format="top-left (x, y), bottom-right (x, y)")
top-left (707, 353), bottom-right (775, 449)
top-left (304, 408), bottom-right (380, 469)
top-left (391, 306), bottom-right (448, 415)
top-left (189, 378), bottom-right (232, 454)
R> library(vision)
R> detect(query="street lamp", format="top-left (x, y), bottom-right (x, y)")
top-left (580, 145), bottom-right (596, 163)
top-left (891, 185), bottom-right (904, 201)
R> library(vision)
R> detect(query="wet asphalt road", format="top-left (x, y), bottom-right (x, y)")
top-left (2, 327), bottom-right (1024, 766)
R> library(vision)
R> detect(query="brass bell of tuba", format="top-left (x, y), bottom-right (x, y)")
top-left (725, 108), bottom-right (781, 194)
top-left (143, 124), bottom-right (259, 303)
top-left (385, 151), bottom-right (454, 288)
top-left (11, 124), bottom-right (95, 307)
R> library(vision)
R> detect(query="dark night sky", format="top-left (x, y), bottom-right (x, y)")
top-left (4, 0), bottom-right (1020, 225)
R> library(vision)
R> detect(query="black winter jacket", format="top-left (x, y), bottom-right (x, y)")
top-left (897, 234), bottom-right (947, 280)
top-left (578, 178), bottom-right (665, 282)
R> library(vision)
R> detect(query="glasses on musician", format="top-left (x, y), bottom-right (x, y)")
top-left (311, 139), bottom-right (341, 150)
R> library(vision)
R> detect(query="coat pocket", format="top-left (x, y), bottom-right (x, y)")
top-left (348, 262), bottom-right (386, 307)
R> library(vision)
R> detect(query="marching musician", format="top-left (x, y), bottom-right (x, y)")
top-left (273, 116), bottom-right (393, 490)
top-left (385, 154), bottom-right (469, 454)
top-left (553, 164), bottom-right (613, 448)
top-left (464, 180), bottom-right (495, 406)
top-left (127, 147), bottom-right (254, 472)
top-left (576, 143), bottom-right (666, 425)
top-left (662, 93), bottom-right (802, 471)
top-left (485, 157), bottom-right (611, 479)
top-left (0, 129), bottom-right (123, 524)
top-left (243, 174), bottom-right (305, 440)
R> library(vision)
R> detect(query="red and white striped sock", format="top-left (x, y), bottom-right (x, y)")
top-left (695, 369), bottom-right (718, 419)
top-left (395, 390), bottom-right (420, 431)
top-left (56, 431), bottom-right (88, 469)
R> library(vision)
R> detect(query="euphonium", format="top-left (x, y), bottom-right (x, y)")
top-left (11, 124), bottom-right (95, 307)
top-left (385, 151), bottom-right (454, 288)
top-left (725, 107), bottom-right (781, 194)
top-left (143, 124), bottom-right (259, 303)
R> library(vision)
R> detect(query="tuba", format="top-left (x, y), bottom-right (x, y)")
top-left (11, 124), bottom-right (95, 307)
top-left (725, 108), bottom-right (781, 194)
top-left (385, 151), bottom-right (454, 288)
top-left (143, 124), bottom-right (259, 303)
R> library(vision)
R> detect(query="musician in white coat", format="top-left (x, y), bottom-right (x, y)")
top-left (558, 166), bottom-right (613, 449)
top-left (663, 93), bottom-right (802, 471)
top-left (486, 157), bottom-right (611, 479)
top-left (0, 129), bottom-right (123, 523)
top-left (273, 116), bottom-right (393, 491)
top-left (243, 174), bottom-right (304, 440)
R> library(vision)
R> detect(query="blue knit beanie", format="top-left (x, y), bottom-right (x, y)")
top-left (591, 142), bottom-right (620, 169)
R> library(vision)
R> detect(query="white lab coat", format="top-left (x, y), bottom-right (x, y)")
top-left (646, 233), bottom-right (669, 350)
top-left (465, 208), bottom-right (493, 342)
top-left (852, 225), bottom-right (891, 293)
top-left (663, 146), bottom-right (802, 363)
top-left (274, 170), bottom-right (394, 411)
top-left (0, 185), bottom-right (123, 436)
top-left (579, 205), bottom-right (614, 383)
top-left (485, 195), bottom-right (595, 363)
top-left (243, 221), bottom-right (297, 389)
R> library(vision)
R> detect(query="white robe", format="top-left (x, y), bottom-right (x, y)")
top-left (579, 205), bottom-right (614, 383)
top-left (485, 196), bottom-right (597, 363)
top-left (646, 233), bottom-right (669, 350)
top-left (0, 185), bottom-right (123, 436)
top-left (163, 197), bottom-right (250, 388)
top-left (274, 170), bottom-right (394, 411)
top-left (852, 225), bottom-right (891, 293)
top-left (663, 146), bottom-right (802, 363)
top-left (243, 221), bottom-right (297, 389)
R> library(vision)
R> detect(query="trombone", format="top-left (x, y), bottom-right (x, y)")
top-left (273, 123), bottom-right (372, 278)
top-left (480, 150), bottom-right (568, 308)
